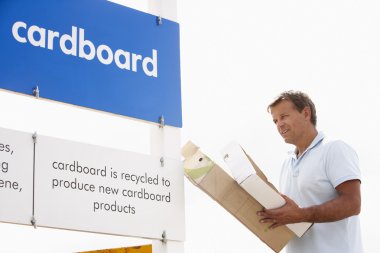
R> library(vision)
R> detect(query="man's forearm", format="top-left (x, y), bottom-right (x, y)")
top-left (301, 193), bottom-right (360, 223)
top-left (257, 180), bottom-right (361, 227)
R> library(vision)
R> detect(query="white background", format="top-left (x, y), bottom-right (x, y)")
top-left (179, 1), bottom-right (380, 252)
top-left (1, 0), bottom-right (380, 252)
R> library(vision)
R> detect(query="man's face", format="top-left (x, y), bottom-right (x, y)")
top-left (270, 100), bottom-right (310, 145)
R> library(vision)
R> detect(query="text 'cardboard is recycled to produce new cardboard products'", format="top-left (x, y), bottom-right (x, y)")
top-left (182, 141), bottom-right (312, 253)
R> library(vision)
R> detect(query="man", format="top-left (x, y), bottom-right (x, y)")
top-left (257, 91), bottom-right (363, 253)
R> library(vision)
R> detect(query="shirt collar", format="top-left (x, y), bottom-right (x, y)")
top-left (308, 131), bottom-right (325, 150)
top-left (288, 131), bottom-right (325, 158)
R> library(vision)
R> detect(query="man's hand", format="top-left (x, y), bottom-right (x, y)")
top-left (256, 180), bottom-right (361, 229)
top-left (256, 195), bottom-right (307, 229)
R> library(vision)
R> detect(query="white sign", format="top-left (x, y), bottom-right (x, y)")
top-left (0, 127), bottom-right (33, 225)
top-left (34, 134), bottom-right (185, 241)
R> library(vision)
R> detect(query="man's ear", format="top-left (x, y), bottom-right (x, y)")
top-left (303, 106), bottom-right (311, 121)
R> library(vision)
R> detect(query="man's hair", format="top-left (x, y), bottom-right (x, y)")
top-left (267, 90), bottom-right (317, 126)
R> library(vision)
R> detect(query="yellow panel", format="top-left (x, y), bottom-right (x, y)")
top-left (78, 244), bottom-right (152, 253)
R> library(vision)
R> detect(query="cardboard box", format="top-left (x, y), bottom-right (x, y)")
top-left (182, 141), bottom-right (312, 253)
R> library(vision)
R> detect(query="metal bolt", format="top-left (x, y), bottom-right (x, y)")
top-left (31, 216), bottom-right (37, 229)
top-left (161, 230), bottom-right (167, 243)
top-left (157, 16), bottom-right (162, 25)
top-left (159, 115), bottom-right (165, 128)
top-left (33, 86), bottom-right (40, 98)
top-left (32, 132), bottom-right (37, 144)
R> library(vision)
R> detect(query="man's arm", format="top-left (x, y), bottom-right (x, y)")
top-left (257, 179), bottom-right (361, 229)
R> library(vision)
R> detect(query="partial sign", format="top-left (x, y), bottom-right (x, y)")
top-left (0, 0), bottom-right (182, 127)
top-left (34, 134), bottom-right (185, 241)
top-left (0, 127), bottom-right (33, 225)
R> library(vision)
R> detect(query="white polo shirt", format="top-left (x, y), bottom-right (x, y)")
top-left (280, 132), bottom-right (363, 253)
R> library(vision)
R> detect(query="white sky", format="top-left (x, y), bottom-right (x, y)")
top-left (180, 0), bottom-right (380, 252)
top-left (1, 0), bottom-right (380, 252)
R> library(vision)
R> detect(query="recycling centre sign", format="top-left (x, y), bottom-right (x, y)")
top-left (0, 0), bottom-right (182, 127)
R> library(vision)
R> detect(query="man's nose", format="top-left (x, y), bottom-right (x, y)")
top-left (277, 120), bottom-right (284, 129)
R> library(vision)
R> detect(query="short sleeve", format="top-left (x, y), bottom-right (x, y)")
top-left (325, 140), bottom-right (361, 188)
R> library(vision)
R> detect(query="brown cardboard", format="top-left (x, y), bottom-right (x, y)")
top-left (221, 142), bottom-right (312, 237)
top-left (182, 141), bottom-right (295, 253)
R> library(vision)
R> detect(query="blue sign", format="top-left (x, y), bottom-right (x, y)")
top-left (0, 0), bottom-right (182, 127)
